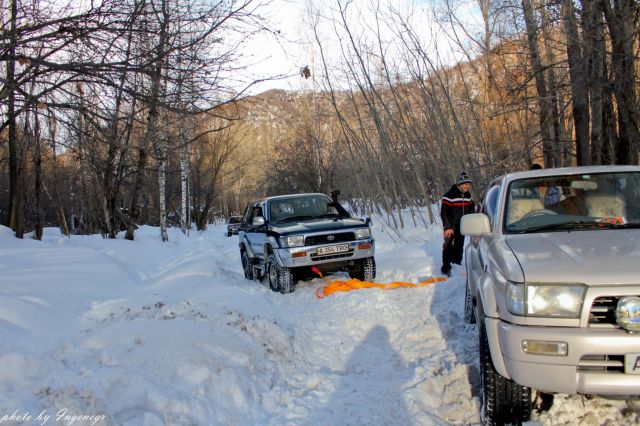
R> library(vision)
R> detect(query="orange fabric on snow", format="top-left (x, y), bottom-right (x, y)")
top-left (314, 272), bottom-right (448, 299)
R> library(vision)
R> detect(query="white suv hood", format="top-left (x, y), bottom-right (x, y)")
top-left (505, 229), bottom-right (640, 285)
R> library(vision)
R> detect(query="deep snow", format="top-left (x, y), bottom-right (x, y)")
top-left (0, 213), bottom-right (637, 425)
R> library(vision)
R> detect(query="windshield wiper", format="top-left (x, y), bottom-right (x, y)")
top-left (606, 223), bottom-right (640, 229)
top-left (513, 221), bottom-right (600, 233)
top-left (276, 215), bottom-right (315, 224)
top-left (514, 221), bottom-right (640, 233)
top-left (313, 213), bottom-right (348, 220)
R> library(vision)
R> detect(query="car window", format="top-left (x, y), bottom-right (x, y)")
top-left (482, 185), bottom-right (501, 229)
top-left (504, 171), bottom-right (640, 233)
top-left (241, 204), bottom-right (252, 224)
top-left (228, 216), bottom-right (241, 224)
top-left (269, 195), bottom-right (338, 223)
top-left (248, 205), bottom-right (263, 224)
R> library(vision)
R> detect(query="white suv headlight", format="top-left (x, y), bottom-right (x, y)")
top-left (506, 282), bottom-right (586, 318)
top-left (527, 284), bottom-right (586, 318)
top-left (280, 235), bottom-right (304, 247)
top-left (355, 228), bottom-right (371, 239)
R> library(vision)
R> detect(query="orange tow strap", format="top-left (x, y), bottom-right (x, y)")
top-left (313, 266), bottom-right (448, 299)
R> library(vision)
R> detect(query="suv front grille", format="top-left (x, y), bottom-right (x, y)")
top-left (589, 297), bottom-right (621, 326)
top-left (305, 232), bottom-right (355, 246)
top-left (577, 354), bottom-right (625, 373)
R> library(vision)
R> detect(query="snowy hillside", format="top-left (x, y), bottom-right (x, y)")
top-left (0, 214), bottom-right (637, 425)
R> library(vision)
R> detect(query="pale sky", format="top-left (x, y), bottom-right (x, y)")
top-left (244, 0), bottom-right (311, 93)
top-left (240, 0), bottom-right (485, 94)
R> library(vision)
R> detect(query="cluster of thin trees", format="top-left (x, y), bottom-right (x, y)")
top-left (1, 0), bottom-right (269, 239)
top-left (2, 0), bottom-right (639, 238)
top-left (266, 0), bottom-right (638, 227)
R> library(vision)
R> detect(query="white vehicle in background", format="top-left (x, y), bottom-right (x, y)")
top-left (461, 166), bottom-right (640, 425)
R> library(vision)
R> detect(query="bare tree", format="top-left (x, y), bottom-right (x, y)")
top-left (600, 0), bottom-right (639, 164)
top-left (562, 0), bottom-right (590, 166)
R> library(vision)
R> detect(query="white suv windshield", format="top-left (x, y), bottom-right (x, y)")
top-left (505, 172), bottom-right (640, 233)
top-left (269, 196), bottom-right (340, 223)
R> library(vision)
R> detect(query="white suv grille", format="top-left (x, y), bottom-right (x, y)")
top-left (589, 296), bottom-right (620, 327)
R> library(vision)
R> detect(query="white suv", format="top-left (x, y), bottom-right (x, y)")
top-left (461, 165), bottom-right (640, 425)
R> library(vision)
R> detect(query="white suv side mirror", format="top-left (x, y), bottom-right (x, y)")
top-left (252, 216), bottom-right (265, 226)
top-left (461, 213), bottom-right (491, 236)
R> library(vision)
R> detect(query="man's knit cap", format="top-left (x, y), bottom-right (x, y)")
top-left (456, 171), bottom-right (472, 185)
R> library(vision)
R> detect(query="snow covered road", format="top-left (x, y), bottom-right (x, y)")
top-left (0, 219), bottom-right (637, 425)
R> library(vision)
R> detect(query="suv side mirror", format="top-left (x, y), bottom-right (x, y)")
top-left (461, 213), bottom-right (491, 236)
top-left (252, 216), bottom-right (265, 227)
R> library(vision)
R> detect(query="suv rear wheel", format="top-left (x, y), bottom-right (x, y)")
top-left (349, 257), bottom-right (376, 281)
top-left (267, 254), bottom-right (295, 294)
top-left (479, 318), bottom-right (531, 425)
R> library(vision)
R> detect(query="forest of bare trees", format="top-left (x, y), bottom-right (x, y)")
top-left (1, 0), bottom-right (639, 239)
top-left (266, 0), bottom-right (639, 226)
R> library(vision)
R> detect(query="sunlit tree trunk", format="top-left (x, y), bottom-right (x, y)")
top-left (600, 0), bottom-right (639, 164)
top-left (562, 0), bottom-right (591, 166)
top-left (581, 0), bottom-right (605, 164)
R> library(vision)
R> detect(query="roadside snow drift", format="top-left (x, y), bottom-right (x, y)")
top-left (0, 215), bottom-right (637, 425)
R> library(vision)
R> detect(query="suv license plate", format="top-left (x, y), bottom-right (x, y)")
top-left (316, 244), bottom-right (349, 255)
top-left (624, 353), bottom-right (640, 374)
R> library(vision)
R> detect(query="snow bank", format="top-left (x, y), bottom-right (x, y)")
top-left (0, 225), bottom-right (14, 239)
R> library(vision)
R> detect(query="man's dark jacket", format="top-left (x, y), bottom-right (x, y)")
top-left (440, 184), bottom-right (475, 230)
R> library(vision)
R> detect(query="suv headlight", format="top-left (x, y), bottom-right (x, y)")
top-left (506, 282), bottom-right (586, 318)
top-left (355, 227), bottom-right (371, 239)
top-left (280, 235), bottom-right (304, 247)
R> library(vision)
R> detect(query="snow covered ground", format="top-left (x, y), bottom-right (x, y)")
top-left (0, 213), bottom-right (637, 425)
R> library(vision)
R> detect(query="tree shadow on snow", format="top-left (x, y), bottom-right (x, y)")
top-left (429, 269), bottom-right (481, 401)
top-left (305, 325), bottom-right (412, 426)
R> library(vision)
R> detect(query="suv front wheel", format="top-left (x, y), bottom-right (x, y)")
top-left (479, 318), bottom-right (531, 425)
top-left (267, 254), bottom-right (295, 294)
top-left (464, 281), bottom-right (476, 324)
top-left (241, 250), bottom-right (254, 280)
top-left (349, 257), bottom-right (376, 281)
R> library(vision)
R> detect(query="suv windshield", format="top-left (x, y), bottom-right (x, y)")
top-left (269, 195), bottom-right (345, 223)
top-left (505, 172), bottom-right (640, 233)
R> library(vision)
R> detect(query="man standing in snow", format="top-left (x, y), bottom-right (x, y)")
top-left (440, 171), bottom-right (475, 277)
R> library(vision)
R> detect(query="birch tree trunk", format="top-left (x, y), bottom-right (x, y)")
top-left (180, 136), bottom-right (190, 234)
top-left (125, 0), bottom-right (170, 241)
top-left (157, 131), bottom-right (169, 242)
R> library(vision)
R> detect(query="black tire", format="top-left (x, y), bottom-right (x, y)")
top-left (350, 257), bottom-right (376, 281)
top-left (267, 254), bottom-right (295, 294)
top-left (241, 250), bottom-right (254, 280)
top-left (464, 280), bottom-right (476, 324)
top-left (227, 231), bottom-right (232, 237)
top-left (479, 319), bottom-right (531, 425)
